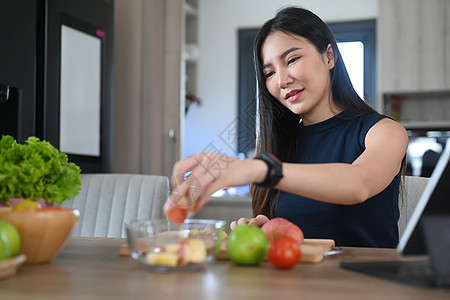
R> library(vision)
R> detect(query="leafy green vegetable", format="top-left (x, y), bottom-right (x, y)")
top-left (0, 135), bottom-right (81, 205)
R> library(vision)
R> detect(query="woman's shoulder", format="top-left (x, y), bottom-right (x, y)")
top-left (369, 115), bottom-right (408, 134)
top-left (342, 110), bottom-right (407, 148)
top-left (339, 110), bottom-right (385, 130)
top-left (346, 110), bottom-right (405, 130)
top-left (365, 115), bottom-right (409, 148)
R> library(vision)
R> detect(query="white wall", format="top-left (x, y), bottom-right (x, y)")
top-left (184, 0), bottom-right (378, 158)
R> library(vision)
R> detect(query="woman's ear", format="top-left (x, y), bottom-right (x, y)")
top-left (324, 44), bottom-right (336, 70)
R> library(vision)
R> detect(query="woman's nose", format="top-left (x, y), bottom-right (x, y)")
top-left (277, 70), bottom-right (293, 89)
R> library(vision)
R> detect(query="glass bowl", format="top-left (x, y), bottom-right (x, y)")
top-left (125, 219), bottom-right (226, 272)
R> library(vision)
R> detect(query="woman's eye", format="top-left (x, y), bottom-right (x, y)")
top-left (288, 57), bottom-right (300, 65)
top-left (264, 71), bottom-right (275, 79)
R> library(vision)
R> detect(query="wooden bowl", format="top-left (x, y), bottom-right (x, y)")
top-left (0, 207), bottom-right (79, 264)
top-left (0, 254), bottom-right (26, 279)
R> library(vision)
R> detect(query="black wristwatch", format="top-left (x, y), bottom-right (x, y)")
top-left (253, 153), bottom-right (283, 187)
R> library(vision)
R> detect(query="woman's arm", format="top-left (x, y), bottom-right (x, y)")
top-left (167, 118), bottom-right (408, 211)
top-left (278, 118), bottom-right (408, 204)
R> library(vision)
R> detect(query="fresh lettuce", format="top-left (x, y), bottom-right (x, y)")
top-left (0, 135), bottom-right (81, 205)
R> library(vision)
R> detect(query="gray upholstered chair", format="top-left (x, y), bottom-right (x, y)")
top-left (61, 174), bottom-right (170, 238)
top-left (398, 175), bottom-right (430, 237)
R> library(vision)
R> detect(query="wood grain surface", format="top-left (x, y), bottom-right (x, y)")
top-left (1, 237), bottom-right (448, 299)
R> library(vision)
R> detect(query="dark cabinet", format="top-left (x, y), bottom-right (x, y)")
top-left (0, 0), bottom-right (113, 173)
top-left (0, 0), bottom-right (42, 141)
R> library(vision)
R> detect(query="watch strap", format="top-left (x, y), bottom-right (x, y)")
top-left (253, 153), bottom-right (283, 187)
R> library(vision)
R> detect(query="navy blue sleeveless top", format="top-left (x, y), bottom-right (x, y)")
top-left (276, 111), bottom-right (400, 248)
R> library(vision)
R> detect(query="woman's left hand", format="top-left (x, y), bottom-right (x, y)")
top-left (230, 214), bottom-right (270, 230)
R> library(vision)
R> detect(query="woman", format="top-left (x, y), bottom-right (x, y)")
top-left (165, 7), bottom-right (408, 248)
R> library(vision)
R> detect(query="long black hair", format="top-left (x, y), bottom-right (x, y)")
top-left (251, 7), bottom-right (378, 218)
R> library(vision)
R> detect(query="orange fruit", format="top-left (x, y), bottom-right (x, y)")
top-left (165, 206), bottom-right (188, 224)
top-left (12, 199), bottom-right (41, 211)
top-left (164, 197), bottom-right (190, 223)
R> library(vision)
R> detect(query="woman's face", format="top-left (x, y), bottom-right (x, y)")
top-left (261, 31), bottom-right (336, 125)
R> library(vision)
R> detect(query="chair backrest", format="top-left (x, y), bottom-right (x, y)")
top-left (398, 175), bottom-right (430, 237)
top-left (61, 173), bottom-right (170, 238)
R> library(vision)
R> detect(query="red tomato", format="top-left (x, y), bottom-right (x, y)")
top-left (267, 236), bottom-right (301, 269)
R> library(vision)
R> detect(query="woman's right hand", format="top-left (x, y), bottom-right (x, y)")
top-left (229, 214), bottom-right (269, 230)
top-left (166, 151), bottom-right (268, 215)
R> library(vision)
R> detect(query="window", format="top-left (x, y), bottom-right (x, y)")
top-left (328, 20), bottom-right (376, 108)
top-left (337, 41), bottom-right (364, 99)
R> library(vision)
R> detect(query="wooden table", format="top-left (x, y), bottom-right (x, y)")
top-left (1, 237), bottom-right (449, 299)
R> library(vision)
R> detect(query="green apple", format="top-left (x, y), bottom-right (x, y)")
top-left (226, 224), bottom-right (268, 266)
top-left (0, 220), bottom-right (21, 260)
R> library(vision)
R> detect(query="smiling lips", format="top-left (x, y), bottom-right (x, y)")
top-left (285, 89), bottom-right (304, 103)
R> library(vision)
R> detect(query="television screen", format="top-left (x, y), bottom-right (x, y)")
top-left (59, 15), bottom-right (103, 157)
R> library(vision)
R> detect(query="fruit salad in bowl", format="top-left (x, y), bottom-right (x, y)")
top-left (125, 219), bottom-right (226, 272)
